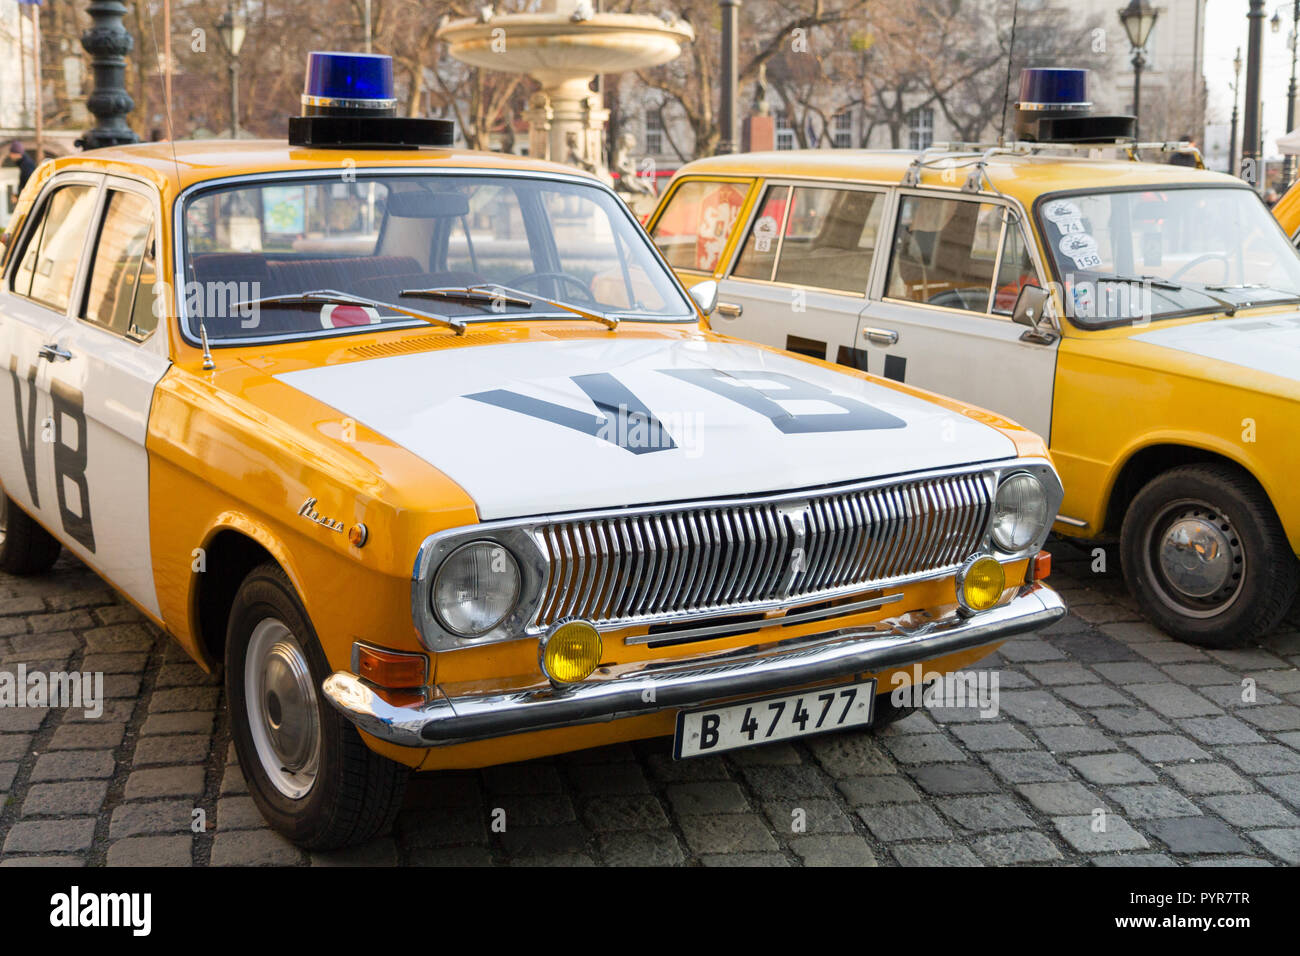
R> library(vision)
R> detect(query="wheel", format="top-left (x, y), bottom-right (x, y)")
top-left (1120, 463), bottom-right (1298, 647)
top-left (508, 270), bottom-right (597, 304)
top-left (0, 493), bottom-right (61, 576)
top-left (225, 562), bottom-right (407, 849)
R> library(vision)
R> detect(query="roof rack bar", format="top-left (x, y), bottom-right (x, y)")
top-left (901, 139), bottom-right (1206, 186)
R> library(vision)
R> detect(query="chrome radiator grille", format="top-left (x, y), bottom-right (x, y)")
top-left (533, 471), bottom-right (993, 628)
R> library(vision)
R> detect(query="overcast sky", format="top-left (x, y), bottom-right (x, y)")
top-left (1204, 0), bottom-right (1300, 153)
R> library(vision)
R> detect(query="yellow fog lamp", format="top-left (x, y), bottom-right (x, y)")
top-left (957, 554), bottom-right (1006, 614)
top-left (541, 620), bottom-right (603, 685)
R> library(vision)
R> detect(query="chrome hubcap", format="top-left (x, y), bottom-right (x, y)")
top-left (1147, 500), bottom-right (1245, 618)
top-left (244, 619), bottom-right (320, 799)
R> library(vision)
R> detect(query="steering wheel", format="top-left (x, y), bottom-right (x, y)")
top-left (1168, 252), bottom-right (1231, 284)
top-left (508, 271), bottom-right (598, 304)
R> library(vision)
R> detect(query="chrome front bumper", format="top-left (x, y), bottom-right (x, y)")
top-left (322, 584), bottom-right (1065, 748)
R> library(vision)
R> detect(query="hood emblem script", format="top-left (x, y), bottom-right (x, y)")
top-left (298, 497), bottom-right (345, 533)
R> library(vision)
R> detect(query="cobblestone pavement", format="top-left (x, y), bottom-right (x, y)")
top-left (1, 538), bottom-right (1299, 867)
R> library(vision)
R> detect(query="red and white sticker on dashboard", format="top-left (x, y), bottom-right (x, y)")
top-left (319, 304), bottom-right (381, 329)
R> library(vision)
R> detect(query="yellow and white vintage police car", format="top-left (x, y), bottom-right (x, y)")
top-left (0, 54), bottom-right (1065, 848)
top-left (649, 69), bottom-right (1300, 648)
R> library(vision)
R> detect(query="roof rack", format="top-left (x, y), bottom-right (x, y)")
top-left (901, 139), bottom-right (1206, 191)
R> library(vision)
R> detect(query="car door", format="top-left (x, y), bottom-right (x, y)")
top-left (858, 189), bottom-right (1060, 440)
top-left (0, 174), bottom-right (102, 534)
top-left (711, 181), bottom-right (888, 364)
top-left (38, 176), bottom-right (170, 618)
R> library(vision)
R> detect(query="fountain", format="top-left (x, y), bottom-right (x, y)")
top-left (436, 1), bottom-right (693, 185)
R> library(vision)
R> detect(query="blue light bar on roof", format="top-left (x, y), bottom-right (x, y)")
top-left (302, 51), bottom-right (397, 117)
top-left (1017, 68), bottom-right (1091, 112)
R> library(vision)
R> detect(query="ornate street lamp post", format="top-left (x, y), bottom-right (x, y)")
top-left (1118, 0), bottom-right (1159, 140)
top-left (718, 0), bottom-right (741, 155)
top-left (218, 1), bottom-right (247, 139)
top-left (79, 0), bottom-right (140, 149)
top-left (1230, 47), bottom-right (1243, 176)
top-left (1271, 3), bottom-right (1300, 182)
top-left (1243, 0), bottom-right (1266, 180)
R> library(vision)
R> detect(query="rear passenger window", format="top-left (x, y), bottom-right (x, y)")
top-left (772, 187), bottom-right (882, 293)
top-left (992, 221), bottom-right (1036, 315)
top-left (650, 179), bottom-right (749, 273)
top-left (731, 185), bottom-right (789, 280)
top-left (82, 190), bottom-right (157, 339)
top-left (12, 183), bottom-right (99, 312)
top-left (886, 195), bottom-right (1011, 314)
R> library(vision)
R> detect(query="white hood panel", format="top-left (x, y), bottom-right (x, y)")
top-left (1133, 313), bottom-right (1300, 382)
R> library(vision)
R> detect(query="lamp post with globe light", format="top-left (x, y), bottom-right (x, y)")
top-left (218, 1), bottom-right (248, 139)
top-left (1118, 0), bottom-right (1159, 140)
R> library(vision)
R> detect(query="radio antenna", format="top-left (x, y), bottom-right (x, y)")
top-left (998, 0), bottom-right (1022, 145)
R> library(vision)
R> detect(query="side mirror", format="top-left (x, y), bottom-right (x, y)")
top-left (689, 279), bottom-right (718, 316)
top-left (1011, 283), bottom-right (1050, 328)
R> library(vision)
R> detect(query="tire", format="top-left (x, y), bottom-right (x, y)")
top-left (1120, 463), bottom-right (1298, 647)
top-left (0, 494), bottom-right (61, 576)
top-left (225, 562), bottom-right (407, 850)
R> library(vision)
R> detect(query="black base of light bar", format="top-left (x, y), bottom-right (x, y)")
top-left (288, 115), bottom-right (456, 149)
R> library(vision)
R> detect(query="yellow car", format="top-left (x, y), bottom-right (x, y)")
top-left (0, 53), bottom-right (1066, 848)
top-left (1273, 180), bottom-right (1300, 245)
top-left (647, 125), bottom-right (1300, 648)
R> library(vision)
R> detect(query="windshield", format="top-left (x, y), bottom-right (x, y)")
top-left (180, 173), bottom-right (694, 342)
top-left (1036, 186), bottom-right (1300, 327)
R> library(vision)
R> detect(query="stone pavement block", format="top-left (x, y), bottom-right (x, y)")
top-left (881, 733), bottom-right (966, 764)
top-left (0, 708), bottom-right (48, 732)
top-left (982, 751), bottom-right (1071, 784)
top-left (148, 686), bottom-right (219, 713)
top-left (0, 761), bottom-right (15, 790)
top-left (1237, 705), bottom-right (1300, 732)
top-left (1159, 663), bottom-right (1240, 686)
top-left (997, 691), bottom-right (1083, 726)
top-left (836, 775), bottom-right (921, 806)
top-left (890, 843), bottom-right (982, 866)
top-left (1246, 829), bottom-right (1300, 864)
top-left (1222, 745), bottom-right (1300, 775)
top-left (1054, 684), bottom-right (1131, 708)
top-left (1178, 716), bottom-right (1265, 745)
top-left (579, 794), bottom-right (669, 832)
top-left (1091, 852), bottom-right (1179, 867)
top-left (1053, 815), bottom-right (1149, 853)
top-left (1164, 762), bottom-right (1254, 795)
top-left (139, 712), bottom-right (214, 736)
top-left (996, 638), bottom-right (1067, 662)
top-left (1260, 774), bottom-right (1300, 808)
top-left (738, 764), bottom-right (833, 800)
top-left (859, 803), bottom-right (953, 842)
top-left (1122, 734), bottom-right (1210, 763)
top-left (80, 652), bottom-right (148, 674)
top-left (109, 800), bottom-right (196, 839)
top-left (666, 781), bottom-right (749, 816)
top-left (1092, 707), bottom-right (1172, 735)
top-left (908, 763), bottom-right (1001, 795)
top-left (107, 836), bottom-right (193, 867)
top-left (1098, 621), bottom-right (1169, 645)
top-left (677, 814), bottom-right (778, 854)
top-left (30, 751), bottom-right (115, 782)
top-left (1049, 633), bottom-right (1139, 664)
top-left (729, 742), bottom-right (803, 766)
top-left (81, 624), bottom-right (155, 653)
top-left (396, 805), bottom-right (486, 848)
top-left (1132, 642), bottom-right (1209, 664)
top-left (21, 781), bottom-right (108, 817)
top-left (972, 830), bottom-right (1063, 864)
top-left (565, 761), bottom-right (651, 795)
top-left (210, 828), bottom-right (304, 866)
top-left (1144, 817), bottom-right (1250, 855)
top-left (1017, 781), bottom-right (1105, 816)
top-left (3, 818), bottom-right (96, 854)
top-left (216, 796), bottom-right (267, 832)
top-left (761, 798), bottom-right (853, 836)
top-left (1199, 684), bottom-right (1281, 708)
top-left (937, 794), bottom-right (1035, 832)
top-left (1136, 683), bottom-right (1222, 719)
top-left (1093, 662), bottom-right (1168, 685)
top-left (133, 734), bottom-right (209, 766)
top-left (805, 732), bottom-right (897, 776)
top-left (699, 853), bottom-right (788, 867)
top-left (1033, 725), bottom-right (1118, 754)
top-left (597, 830), bottom-right (685, 867)
top-left (949, 723), bottom-right (1033, 752)
top-left (219, 764), bottom-right (249, 796)
top-left (1069, 753), bottom-right (1157, 785)
top-left (791, 834), bottom-right (877, 866)
top-left (0, 855), bottom-right (84, 866)
top-left (407, 846), bottom-right (493, 866)
top-left (47, 722), bottom-right (126, 751)
top-left (1024, 662), bottom-right (1099, 686)
top-left (1104, 785), bottom-right (1201, 820)
top-left (641, 752), bottom-right (730, 784)
top-left (124, 766), bottom-right (205, 800)
top-left (1202, 794), bottom-right (1300, 829)
top-left (496, 794), bottom-right (576, 828)
top-left (0, 734), bottom-right (32, 761)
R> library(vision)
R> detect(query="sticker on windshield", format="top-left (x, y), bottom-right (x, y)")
top-left (752, 215), bottom-right (779, 253)
top-left (1043, 199), bottom-right (1083, 223)
top-left (1055, 217), bottom-right (1085, 234)
top-left (1058, 233), bottom-right (1102, 269)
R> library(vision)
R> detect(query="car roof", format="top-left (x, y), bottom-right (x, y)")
top-left (675, 149), bottom-right (1247, 205)
top-left (42, 139), bottom-right (598, 195)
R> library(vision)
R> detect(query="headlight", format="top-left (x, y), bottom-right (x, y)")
top-left (432, 541), bottom-right (520, 636)
top-left (991, 472), bottom-right (1050, 553)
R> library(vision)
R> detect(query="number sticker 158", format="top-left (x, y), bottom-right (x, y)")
top-left (673, 679), bottom-right (877, 759)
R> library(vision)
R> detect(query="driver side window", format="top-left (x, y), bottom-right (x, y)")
top-left (885, 195), bottom-right (1008, 314)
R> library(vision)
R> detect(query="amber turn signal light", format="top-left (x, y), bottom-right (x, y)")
top-left (1028, 550), bottom-right (1052, 582)
top-left (354, 643), bottom-right (428, 688)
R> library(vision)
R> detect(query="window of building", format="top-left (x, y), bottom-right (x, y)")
top-left (832, 110), bottom-right (853, 149)
top-left (776, 111), bottom-right (796, 150)
top-left (907, 107), bottom-right (934, 151)
top-left (645, 109), bottom-right (664, 155)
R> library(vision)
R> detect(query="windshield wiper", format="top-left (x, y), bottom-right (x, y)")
top-left (397, 287), bottom-right (533, 310)
top-left (402, 284), bottom-right (620, 330)
top-left (228, 288), bottom-right (467, 335)
top-left (1082, 273), bottom-right (1237, 316)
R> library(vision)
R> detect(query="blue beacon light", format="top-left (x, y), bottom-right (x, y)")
top-left (1017, 68), bottom-right (1091, 112)
top-left (301, 51), bottom-right (397, 117)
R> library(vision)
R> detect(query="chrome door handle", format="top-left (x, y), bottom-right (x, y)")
top-left (715, 302), bottom-right (743, 318)
top-left (862, 327), bottom-right (898, 346)
top-left (37, 343), bottom-right (73, 362)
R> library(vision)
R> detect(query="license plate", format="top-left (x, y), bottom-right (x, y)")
top-left (673, 679), bottom-right (876, 759)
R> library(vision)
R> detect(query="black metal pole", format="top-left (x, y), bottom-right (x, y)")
top-left (1132, 52), bottom-right (1144, 140)
top-left (78, 0), bottom-right (139, 149)
top-left (1243, 0), bottom-right (1266, 180)
top-left (1288, 0), bottom-right (1299, 182)
top-left (229, 59), bottom-right (240, 138)
top-left (1230, 97), bottom-right (1240, 176)
top-left (718, 0), bottom-right (740, 154)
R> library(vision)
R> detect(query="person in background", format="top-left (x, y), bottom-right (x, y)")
top-left (1169, 133), bottom-right (1198, 168)
top-left (1264, 187), bottom-right (1281, 206)
top-left (5, 141), bottom-right (35, 194)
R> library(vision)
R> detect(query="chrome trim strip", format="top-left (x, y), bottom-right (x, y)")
top-left (326, 584), bottom-right (1065, 747)
top-left (1054, 514), bottom-right (1089, 528)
